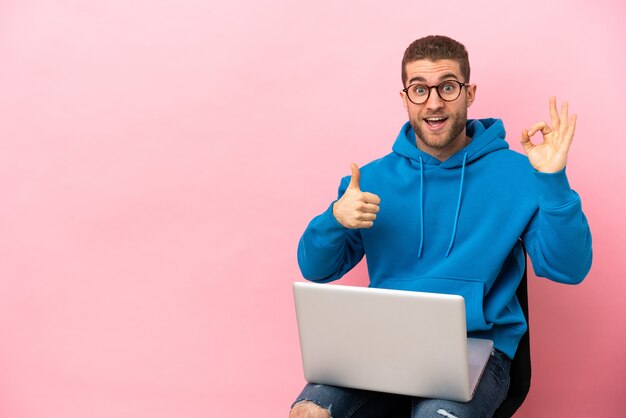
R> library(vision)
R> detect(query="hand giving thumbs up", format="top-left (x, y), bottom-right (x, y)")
top-left (332, 163), bottom-right (381, 229)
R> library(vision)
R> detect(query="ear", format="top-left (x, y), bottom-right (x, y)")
top-left (466, 84), bottom-right (477, 108)
top-left (399, 89), bottom-right (409, 111)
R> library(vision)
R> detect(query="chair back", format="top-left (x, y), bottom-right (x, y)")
top-left (493, 248), bottom-right (531, 417)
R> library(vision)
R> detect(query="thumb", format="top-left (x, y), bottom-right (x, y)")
top-left (348, 163), bottom-right (361, 190)
top-left (519, 129), bottom-right (533, 152)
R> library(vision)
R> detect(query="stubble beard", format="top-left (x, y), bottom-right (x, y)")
top-left (410, 107), bottom-right (468, 151)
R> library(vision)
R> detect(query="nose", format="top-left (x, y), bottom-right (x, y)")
top-left (425, 86), bottom-right (444, 111)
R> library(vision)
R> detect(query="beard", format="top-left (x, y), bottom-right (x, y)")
top-left (410, 106), bottom-right (468, 150)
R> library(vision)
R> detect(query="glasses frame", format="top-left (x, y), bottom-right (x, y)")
top-left (402, 80), bottom-right (469, 105)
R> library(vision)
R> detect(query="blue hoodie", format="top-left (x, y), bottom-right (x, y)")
top-left (297, 118), bottom-right (592, 359)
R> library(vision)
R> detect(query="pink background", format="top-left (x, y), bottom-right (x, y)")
top-left (0, 1), bottom-right (624, 417)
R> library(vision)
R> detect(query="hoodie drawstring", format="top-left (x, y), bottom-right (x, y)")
top-left (417, 156), bottom-right (424, 258)
top-left (446, 151), bottom-right (468, 257)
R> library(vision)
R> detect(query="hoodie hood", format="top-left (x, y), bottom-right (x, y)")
top-left (392, 118), bottom-right (509, 168)
top-left (391, 118), bottom-right (509, 257)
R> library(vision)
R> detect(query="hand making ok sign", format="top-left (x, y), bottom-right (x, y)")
top-left (520, 96), bottom-right (577, 173)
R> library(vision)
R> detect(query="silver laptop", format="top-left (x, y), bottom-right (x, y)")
top-left (293, 281), bottom-right (493, 402)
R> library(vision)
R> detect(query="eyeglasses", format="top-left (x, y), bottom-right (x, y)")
top-left (402, 80), bottom-right (469, 105)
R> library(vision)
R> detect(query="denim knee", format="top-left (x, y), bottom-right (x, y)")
top-left (292, 382), bottom-right (408, 418)
top-left (411, 399), bottom-right (466, 418)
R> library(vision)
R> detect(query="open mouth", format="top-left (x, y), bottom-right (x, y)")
top-left (424, 116), bottom-right (448, 130)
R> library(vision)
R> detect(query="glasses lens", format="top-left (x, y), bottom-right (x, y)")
top-left (407, 84), bottom-right (429, 104)
top-left (437, 81), bottom-right (461, 101)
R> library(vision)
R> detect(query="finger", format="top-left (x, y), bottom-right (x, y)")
top-left (361, 202), bottom-right (380, 214)
top-left (565, 114), bottom-right (577, 143)
top-left (362, 192), bottom-right (381, 205)
top-left (549, 96), bottom-right (560, 130)
top-left (359, 220), bottom-right (374, 228)
top-left (527, 122), bottom-right (551, 137)
top-left (559, 101), bottom-right (569, 136)
top-left (348, 163), bottom-right (361, 190)
top-left (519, 129), bottom-right (534, 153)
top-left (357, 212), bottom-right (377, 222)
top-left (519, 129), bottom-right (531, 145)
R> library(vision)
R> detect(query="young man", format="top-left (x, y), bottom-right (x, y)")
top-left (290, 35), bottom-right (592, 418)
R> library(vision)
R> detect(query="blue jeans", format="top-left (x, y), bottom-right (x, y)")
top-left (292, 349), bottom-right (511, 418)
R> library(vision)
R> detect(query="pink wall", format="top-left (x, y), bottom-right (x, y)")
top-left (0, 0), bottom-right (624, 417)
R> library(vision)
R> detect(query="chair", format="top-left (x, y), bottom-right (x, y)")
top-left (387, 249), bottom-right (531, 418)
top-left (493, 248), bottom-right (531, 417)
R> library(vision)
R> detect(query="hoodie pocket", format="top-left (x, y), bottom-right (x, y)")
top-left (380, 276), bottom-right (490, 332)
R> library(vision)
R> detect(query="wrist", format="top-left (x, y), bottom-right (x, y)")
top-left (332, 201), bottom-right (348, 228)
top-left (534, 164), bottom-right (566, 174)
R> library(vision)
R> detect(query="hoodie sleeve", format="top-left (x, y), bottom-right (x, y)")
top-left (522, 168), bottom-right (593, 284)
top-left (297, 177), bottom-right (365, 282)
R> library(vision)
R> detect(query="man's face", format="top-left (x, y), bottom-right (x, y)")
top-left (400, 59), bottom-right (476, 157)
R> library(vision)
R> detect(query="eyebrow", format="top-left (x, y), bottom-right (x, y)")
top-left (407, 72), bottom-right (460, 85)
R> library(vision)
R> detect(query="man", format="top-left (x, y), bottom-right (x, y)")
top-left (290, 35), bottom-right (592, 418)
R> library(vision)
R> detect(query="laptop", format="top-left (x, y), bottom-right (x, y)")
top-left (293, 281), bottom-right (493, 402)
